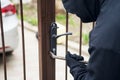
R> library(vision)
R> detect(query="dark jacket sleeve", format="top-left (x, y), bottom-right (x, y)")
top-left (70, 62), bottom-right (87, 80)
top-left (70, 47), bottom-right (120, 80)
top-left (62, 0), bottom-right (100, 22)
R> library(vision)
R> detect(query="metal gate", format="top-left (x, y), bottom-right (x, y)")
top-left (38, 0), bottom-right (94, 80)
top-left (0, 0), bottom-right (94, 80)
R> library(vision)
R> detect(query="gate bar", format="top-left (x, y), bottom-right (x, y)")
top-left (79, 21), bottom-right (82, 56)
top-left (93, 22), bottom-right (95, 28)
top-left (65, 12), bottom-right (69, 80)
top-left (37, 0), bottom-right (55, 80)
top-left (0, 2), bottom-right (7, 80)
top-left (19, 0), bottom-right (26, 80)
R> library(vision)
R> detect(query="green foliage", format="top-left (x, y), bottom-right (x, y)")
top-left (17, 4), bottom-right (38, 26)
top-left (82, 33), bottom-right (89, 45)
top-left (56, 14), bottom-right (66, 25)
top-left (17, 15), bottom-right (38, 26)
top-left (56, 14), bottom-right (76, 27)
top-left (25, 17), bottom-right (38, 26)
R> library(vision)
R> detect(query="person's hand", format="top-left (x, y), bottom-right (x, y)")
top-left (66, 51), bottom-right (85, 69)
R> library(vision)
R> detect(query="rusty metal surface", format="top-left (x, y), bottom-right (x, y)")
top-left (0, 1), bottom-right (7, 80)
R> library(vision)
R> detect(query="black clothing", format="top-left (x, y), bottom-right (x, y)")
top-left (63, 0), bottom-right (120, 80)
top-left (62, 0), bottom-right (100, 22)
top-left (66, 52), bottom-right (87, 80)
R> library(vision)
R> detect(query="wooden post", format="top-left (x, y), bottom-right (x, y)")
top-left (37, 0), bottom-right (55, 80)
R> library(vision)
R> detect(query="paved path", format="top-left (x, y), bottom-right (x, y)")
top-left (0, 27), bottom-right (39, 80)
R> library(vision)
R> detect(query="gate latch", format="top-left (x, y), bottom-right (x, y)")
top-left (50, 22), bottom-right (72, 60)
top-left (50, 22), bottom-right (88, 64)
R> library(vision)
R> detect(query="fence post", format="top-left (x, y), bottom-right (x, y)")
top-left (37, 0), bottom-right (55, 80)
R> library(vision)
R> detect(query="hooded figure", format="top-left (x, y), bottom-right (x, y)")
top-left (62, 0), bottom-right (120, 80)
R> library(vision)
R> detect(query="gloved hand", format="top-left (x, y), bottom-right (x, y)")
top-left (66, 51), bottom-right (86, 69)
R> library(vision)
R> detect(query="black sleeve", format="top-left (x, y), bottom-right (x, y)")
top-left (70, 47), bottom-right (120, 80)
top-left (62, 0), bottom-right (100, 22)
top-left (70, 62), bottom-right (87, 80)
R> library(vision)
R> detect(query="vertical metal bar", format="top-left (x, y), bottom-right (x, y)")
top-left (37, 0), bottom-right (55, 80)
top-left (19, 0), bottom-right (26, 80)
top-left (65, 12), bottom-right (69, 80)
top-left (0, 2), bottom-right (7, 80)
top-left (92, 22), bottom-right (95, 28)
top-left (79, 21), bottom-right (82, 56)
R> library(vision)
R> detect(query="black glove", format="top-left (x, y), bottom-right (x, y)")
top-left (66, 51), bottom-right (86, 69)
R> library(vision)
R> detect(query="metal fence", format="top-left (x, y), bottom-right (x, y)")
top-left (38, 0), bottom-right (94, 80)
top-left (0, 0), bottom-right (94, 80)
top-left (0, 0), bottom-right (27, 80)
